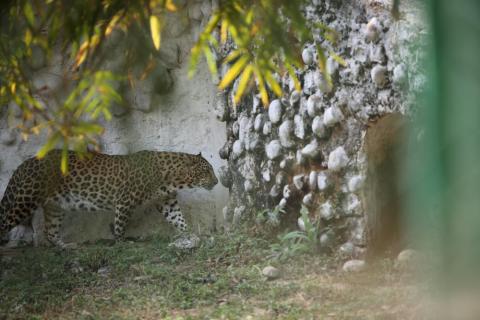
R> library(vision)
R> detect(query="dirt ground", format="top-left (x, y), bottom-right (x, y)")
top-left (0, 232), bottom-right (426, 319)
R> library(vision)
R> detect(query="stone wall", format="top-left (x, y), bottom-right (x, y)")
top-left (0, 0), bottom-right (228, 245)
top-left (216, 0), bottom-right (426, 257)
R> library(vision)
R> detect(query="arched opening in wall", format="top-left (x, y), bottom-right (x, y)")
top-left (363, 113), bottom-right (409, 259)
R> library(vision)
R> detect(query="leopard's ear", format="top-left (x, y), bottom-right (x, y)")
top-left (197, 152), bottom-right (202, 157)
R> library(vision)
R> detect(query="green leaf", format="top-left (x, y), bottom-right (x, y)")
top-left (149, 15), bottom-right (162, 50)
top-left (233, 64), bottom-right (253, 104)
top-left (188, 44), bottom-right (202, 78)
top-left (61, 145), bottom-right (69, 175)
top-left (203, 46), bottom-right (218, 77)
top-left (218, 55), bottom-right (249, 90)
top-left (264, 71), bottom-right (282, 98)
top-left (281, 231), bottom-right (308, 241)
top-left (285, 63), bottom-right (302, 92)
top-left (36, 133), bottom-right (61, 159)
top-left (329, 50), bottom-right (347, 67)
top-left (203, 12), bottom-right (221, 36)
top-left (102, 108), bottom-right (112, 121)
top-left (71, 122), bottom-right (104, 135)
top-left (223, 49), bottom-right (243, 63)
top-left (253, 66), bottom-right (269, 106)
top-left (23, 3), bottom-right (35, 26)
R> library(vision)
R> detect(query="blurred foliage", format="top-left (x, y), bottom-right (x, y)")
top-left (0, 0), bottom-right (343, 172)
top-left (408, 0), bottom-right (480, 292)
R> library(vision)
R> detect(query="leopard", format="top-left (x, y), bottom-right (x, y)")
top-left (0, 149), bottom-right (218, 248)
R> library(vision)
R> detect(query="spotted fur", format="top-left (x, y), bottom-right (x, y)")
top-left (0, 150), bottom-right (218, 248)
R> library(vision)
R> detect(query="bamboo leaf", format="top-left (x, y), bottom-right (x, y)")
top-left (24, 29), bottom-right (32, 46)
top-left (23, 2), bottom-right (34, 26)
top-left (37, 133), bottom-right (61, 159)
top-left (285, 63), bottom-right (302, 92)
top-left (220, 19), bottom-right (228, 44)
top-left (102, 108), bottom-right (112, 121)
top-left (72, 122), bottom-right (104, 135)
top-left (61, 145), bottom-right (69, 175)
top-left (203, 12), bottom-right (220, 35)
top-left (165, 0), bottom-right (177, 12)
top-left (223, 49), bottom-right (243, 63)
top-left (75, 41), bottom-right (90, 68)
top-left (317, 45), bottom-right (332, 87)
top-left (218, 55), bottom-right (249, 89)
top-left (253, 67), bottom-right (269, 106)
top-left (188, 44), bottom-right (202, 78)
top-left (264, 71), bottom-right (283, 98)
top-left (105, 12), bottom-right (122, 36)
top-left (203, 46), bottom-right (218, 77)
top-left (316, 45), bottom-right (327, 73)
top-left (234, 64), bottom-right (253, 104)
top-left (149, 15), bottom-right (162, 50)
top-left (329, 50), bottom-right (347, 67)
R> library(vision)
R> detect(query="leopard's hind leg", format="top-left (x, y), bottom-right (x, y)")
top-left (1, 193), bottom-right (40, 245)
top-left (43, 200), bottom-right (76, 249)
top-left (113, 202), bottom-right (136, 241)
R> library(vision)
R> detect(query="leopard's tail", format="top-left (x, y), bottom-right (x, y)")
top-left (0, 197), bottom-right (8, 243)
top-left (0, 183), bottom-right (15, 243)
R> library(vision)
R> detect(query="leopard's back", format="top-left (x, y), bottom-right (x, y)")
top-left (54, 152), bottom-right (130, 211)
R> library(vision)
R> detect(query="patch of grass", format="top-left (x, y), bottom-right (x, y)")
top-left (0, 232), bottom-right (424, 319)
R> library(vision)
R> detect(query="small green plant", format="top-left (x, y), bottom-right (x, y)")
top-left (256, 205), bottom-right (285, 227)
top-left (269, 205), bottom-right (321, 261)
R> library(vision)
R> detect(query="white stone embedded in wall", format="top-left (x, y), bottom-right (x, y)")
top-left (308, 171), bottom-right (318, 191)
top-left (312, 115), bottom-right (327, 138)
top-left (393, 63), bottom-right (408, 86)
top-left (328, 147), bottom-right (349, 171)
top-left (323, 106), bottom-right (344, 127)
top-left (279, 120), bottom-right (295, 148)
top-left (315, 71), bottom-right (332, 94)
top-left (319, 201), bottom-right (334, 220)
top-left (231, 140), bottom-right (244, 159)
top-left (302, 47), bottom-right (315, 65)
top-left (301, 139), bottom-right (320, 158)
top-left (317, 171), bottom-right (329, 191)
top-left (348, 175), bottom-right (365, 192)
top-left (365, 17), bottom-right (382, 43)
top-left (371, 65), bottom-right (388, 87)
top-left (268, 99), bottom-right (283, 124)
top-left (293, 114), bottom-right (305, 139)
top-left (265, 140), bottom-right (282, 160)
top-left (302, 193), bottom-right (313, 207)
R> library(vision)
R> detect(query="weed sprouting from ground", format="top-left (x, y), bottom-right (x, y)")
top-left (268, 205), bottom-right (322, 262)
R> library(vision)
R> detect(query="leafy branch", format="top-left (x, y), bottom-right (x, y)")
top-left (0, 0), bottom-right (175, 173)
top-left (0, 0), bottom-right (345, 173)
top-left (190, 0), bottom-right (345, 106)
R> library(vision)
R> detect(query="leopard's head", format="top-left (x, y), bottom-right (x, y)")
top-left (191, 153), bottom-right (218, 190)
